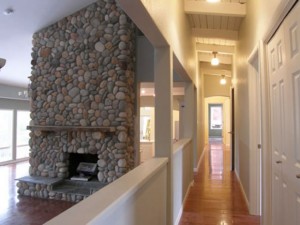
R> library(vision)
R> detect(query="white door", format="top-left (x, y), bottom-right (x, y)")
top-left (268, 2), bottom-right (300, 225)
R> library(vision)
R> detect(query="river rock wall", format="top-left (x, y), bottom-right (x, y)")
top-left (28, 0), bottom-right (136, 184)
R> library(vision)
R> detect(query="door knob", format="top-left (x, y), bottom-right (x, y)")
top-left (296, 174), bottom-right (300, 179)
top-left (276, 160), bottom-right (282, 164)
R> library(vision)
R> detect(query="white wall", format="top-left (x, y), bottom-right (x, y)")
top-left (45, 158), bottom-right (168, 225)
top-left (172, 139), bottom-right (193, 225)
top-left (235, 0), bottom-right (292, 220)
top-left (119, 0), bottom-right (196, 84)
top-left (136, 37), bottom-right (154, 83)
top-left (0, 84), bottom-right (29, 100)
top-left (45, 141), bottom-right (194, 225)
top-left (139, 0), bottom-right (196, 83)
top-left (203, 75), bottom-right (231, 98)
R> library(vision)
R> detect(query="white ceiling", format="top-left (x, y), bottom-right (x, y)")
top-left (185, 0), bottom-right (247, 77)
top-left (0, 0), bottom-right (96, 87)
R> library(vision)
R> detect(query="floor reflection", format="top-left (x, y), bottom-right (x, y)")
top-left (0, 161), bottom-right (74, 225)
top-left (179, 138), bottom-right (260, 225)
top-left (209, 142), bottom-right (224, 180)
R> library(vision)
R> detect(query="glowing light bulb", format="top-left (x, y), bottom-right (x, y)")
top-left (207, 0), bottom-right (221, 3)
top-left (211, 57), bottom-right (219, 66)
top-left (211, 51), bottom-right (219, 66)
top-left (220, 75), bottom-right (227, 85)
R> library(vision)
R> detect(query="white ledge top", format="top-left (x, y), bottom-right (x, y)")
top-left (44, 157), bottom-right (168, 225)
top-left (173, 138), bottom-right (192, 155)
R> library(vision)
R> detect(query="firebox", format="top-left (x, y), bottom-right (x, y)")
top-left (68, 153), bottom-right (98, 180)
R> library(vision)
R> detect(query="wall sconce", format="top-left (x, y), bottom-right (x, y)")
top-left (18, 90), bottom-right (29, 98)
top-left (3, 8), bottom-right (14, 16)
top-left (211, 52), bottom-right (219, 66)
top-left (0, 58), bottom-right (6, 70)
top-left (220, 75), bottom-right (227, 85)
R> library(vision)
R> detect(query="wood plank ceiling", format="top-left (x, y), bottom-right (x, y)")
top-left (185, 0), bottom-right (247, 74)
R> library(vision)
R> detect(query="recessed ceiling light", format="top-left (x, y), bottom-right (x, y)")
top-left (207, 0), bottom-right (221, 3)
top-left (3, 8), bottom-right (14, 16)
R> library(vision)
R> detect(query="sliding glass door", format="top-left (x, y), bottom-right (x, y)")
top-left (0, 110), bottom-right (13, 163)
top-left (16, 111), bottom-right (30, 159)
top-left (209, 104), bottom-right (223, 138)
top-left (0, 109), bottom-right (30, 164)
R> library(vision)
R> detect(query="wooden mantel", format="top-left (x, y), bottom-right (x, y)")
top-left (27, 125), bottom-right (117, 133)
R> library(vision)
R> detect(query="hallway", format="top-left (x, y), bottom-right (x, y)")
top-left (179, 140), bottom-right (260, 225)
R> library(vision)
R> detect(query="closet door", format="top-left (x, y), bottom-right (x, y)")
top-left (268, 2), bottom-right (300, 225)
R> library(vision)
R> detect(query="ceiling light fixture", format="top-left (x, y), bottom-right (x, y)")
top-left (211, 52), bottom-right (219, 66)
top-left (3, 8), bottom-right (14, 16)
top-left (0, 58), bottom-right (6, 70)
top-left (206, 0), bottom-right (221, 3)
top-left (220, 75), bottom-right (227, 85)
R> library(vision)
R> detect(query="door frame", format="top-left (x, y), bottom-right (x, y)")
top-left (230, 88), bottom-right (235, 171)
top-left (204, 97), bottom-right (231, 146)
top-left (208, 103), bottom-right (223, 138)
top-left (261, 0), bottom-right (298, 224)
top-left (248, 46), bottom-right (262, 215)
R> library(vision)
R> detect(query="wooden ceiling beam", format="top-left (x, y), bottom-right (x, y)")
top-left (185, 0), bottom-right (246, 17)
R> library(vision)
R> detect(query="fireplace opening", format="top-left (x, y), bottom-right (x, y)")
top-left (68, 153), bottom-right (98, 181)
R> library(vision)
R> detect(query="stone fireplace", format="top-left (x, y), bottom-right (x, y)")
top-left (17, 0), bottom-right (136, 202)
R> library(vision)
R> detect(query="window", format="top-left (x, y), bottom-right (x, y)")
top-left (0, 110), bottom-right (13, 163)
top-left (0, 109), bottom-right (30, 164)
top-left (16, 111), bottom-right (30, 159)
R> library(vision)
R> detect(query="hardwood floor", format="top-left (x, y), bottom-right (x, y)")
top-left (179, 140), bottom-right (260, 225)
top-left (0, 161), bottom-right (74, 225)
top-left (1, 141), bottom-right (260, 225)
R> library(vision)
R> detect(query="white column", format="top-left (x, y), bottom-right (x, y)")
top-left (154, 46), bottom-right (173, 225)
top-left (183, 82), bottom-right (196, 180)
top-left (135, 83), bottom-right (141, 166)
top-left (182, 82), bottom-right (195, 139)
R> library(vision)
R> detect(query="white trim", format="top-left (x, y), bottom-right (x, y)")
top-left (235, 170), bottom-right (250, 210)
top-left (248, 45), bottom-right (259, 63)
top-left (192, 28), bottom-right (238, 41)
top-left (196, 43), bottom-right (235, 55)
top-left (194, 147), bottom-right (206, 172)
top-left (248, 46), bottom-right (262, 216)
top-left (0, 157), bottom-right (29, 166)
top-left (184, 1), bottom-right (246, 17)
top-left (259, 40), bottom-right (273, 225)
top-left (264, 0), bottom-right (297, 43)
top-left (174, 180), bottom-right (194, 225)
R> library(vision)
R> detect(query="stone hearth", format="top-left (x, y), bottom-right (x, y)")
top-left (16, 0), bottom-right (137, 202)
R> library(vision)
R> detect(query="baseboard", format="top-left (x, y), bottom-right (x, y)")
top-left (235, 170), bottom-right (250, 210)
top-left (174, 180), bottom-right (194, 225)
top-left (193, 148), bottom-right (206, 172)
